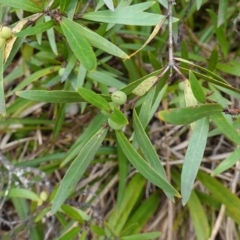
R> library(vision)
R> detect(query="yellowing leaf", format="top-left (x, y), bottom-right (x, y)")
top-left (132, 76), bottom-right (158, 96)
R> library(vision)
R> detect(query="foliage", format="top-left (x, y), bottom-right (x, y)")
top-left (0, 0), bottom-right (240, 239)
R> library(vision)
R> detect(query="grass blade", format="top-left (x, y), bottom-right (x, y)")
top-left (51, 127), bottom-right (108, 214)
top-left (0, 43), bottom-right (5, 115)
top-left (187, 191), bottom-right (210, 240)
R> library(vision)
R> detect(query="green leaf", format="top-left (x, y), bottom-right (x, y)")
top-left (82, 7), bottom-right (178, 26)
top-left (0, 42), bottom-right (5, 116)
top-left (207, 10), bottom-right (228, 57)
top-left (210, 113), bottom-right (240, 145)
top-left (180, 40), bottom-right (189, 69)
top-left (157, 104), bottom-right (223, 125)
top-left (175, 57), bottom-right (229, 84)
top-left (115, 131), bottom-right (180, 197)
top-left (212, 148), bottom-right (240, 176)
top-left (60, 18), bottom-right (97, 71)
top-left (0, 0), bottom-right (42, 13)
top-left (3, 188), bottom-right (39, 201)
top-left (60, 114), bottom-right (108, 167)
top-left (87, 71), bottom-right (125, 89)
top-left (189, 71), bottom-right (206, 103)
top-left (107, 174), bottom-right (146, 235)
top-left (61, 205), bottom-right (84, 223)
top-left (8, 66), bottom-right (61, 95)
top-left (181, 117), bottom-right (209, 205)
top-left (116, 141), bottom-right (129, 208)
top-left (217, 0), bottom-right (227, 27)
top-left (208, 46), bottom-right (219, 71)
top-left (16, 90), bottom-right (84, 103)
top-left (187, 191), bottom-right (210, 240)
top-left (58, 226), bottom-right (80, 240)
top-left (110, 106), bottom-right (128, 125)
top-left (14, 20), bottom-right (55, 37)
top-left (198, 171), bottom-right (240, 224)
top-left (103, 0), bottom-right (114, 11)
top-left (90, 225), bottom-right (105, 236)
top-left (217, 60), bottom-right (240, 77)
top-left (51, 126), bottom-right (108, 214)
top-left (61, 17), bottom-right (128, 59)
top-left (60, 0), bottom-right (71, 12)
top-left (189, 69), bottom-right (240, 94)
top-left (120, 232), bottom-right (161, 240)
top-left (133, 110), bottom-right (173, 199)
top-left (196, 0), bottom-right (203, 10)
top-left (77, 87), bottom-right (111, 112)
top-left (122, 193), bottom-right (159, 235)
top-left (45, 16), bottom-right (58, 55)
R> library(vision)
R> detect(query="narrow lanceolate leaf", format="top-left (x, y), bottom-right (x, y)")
top-left (14, 20), bottom-right (55, 37)
top-left (82, 8), bottom-right (178, 26)
top-left (217, 0), bottom-right (227, 27)
top-left (175, 57), bottom-right (229, 85)
top-left (77, 87), bottom-right (111, 112)
top-left (108, 174), bottom-right (146, 234)
top-left (0, 0), bottom-right (42, 13)
top-left (121, 232), bottom-right (161, 240)
top-left (51, 127), bottom-right (108, 214)
top-left (133, 111), bottom-right (174, 199)
top-left (45, 16), bottom-right (58, 55)
top-left (16, 90), bottom-right (84, 103)
top-left (181, 117), bottom-right (209, 205)
top-left (208, 47), bottom-right (219, 71)
top-left (0, 43), bottom-right (5, 115)
top-left (189, 71), bottom-right (206, 103)
top-left (132, 76), bottom-right (158, 96)
top-left (6, 188), bottom-right (39, 201)
top-left (60, 19), bottom-right (96, 71)
top-left (210, 113), bottom-right (240, 145)
top-left (8, 66), bottom-right (61, 95)
top-left (61, 18), bottom-right (128, 59)
top-left (110, 107), bottom-right (128, 125)
top-left (103, 0), bottom-right (114, 11)
top-left (60, 0), bottom-right (71, 12)
top-left (133, 110), bottom-right (166, 176)
top-left (196, 0), bottom-right (203, 10)
top-left (158, 104), bottom-right (223, 125)
top-left (198, 171), bottom-right (240, 224)
top-left (183, 79), bottom-right (198, 129)
top-left (212, 148), bottom-right (240, 176)
top-left (116, 131), bottom-right (180, 198)
top-left (187, 191), bottom-right (210, 240)
top-left (129, 16), bottom-right (167, 58)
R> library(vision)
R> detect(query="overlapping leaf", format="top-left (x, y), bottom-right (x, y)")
top-left (51, 127), bottom-right (108, 213)
top-left (181, 117), bottom-right (209, 205)
top-left (16, 90), bottom-right (84, 103)
top-left (60, 19), bottom-right (96, 71)
top-left (158, 104), bottom-right (223, 125)
top-left (116, 131), bottom-right (180, 197)
top-left (0, 0), bottom-right (42, 13)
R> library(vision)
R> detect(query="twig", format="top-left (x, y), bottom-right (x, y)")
top-left (209, 204), bottom-right (226, 240)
